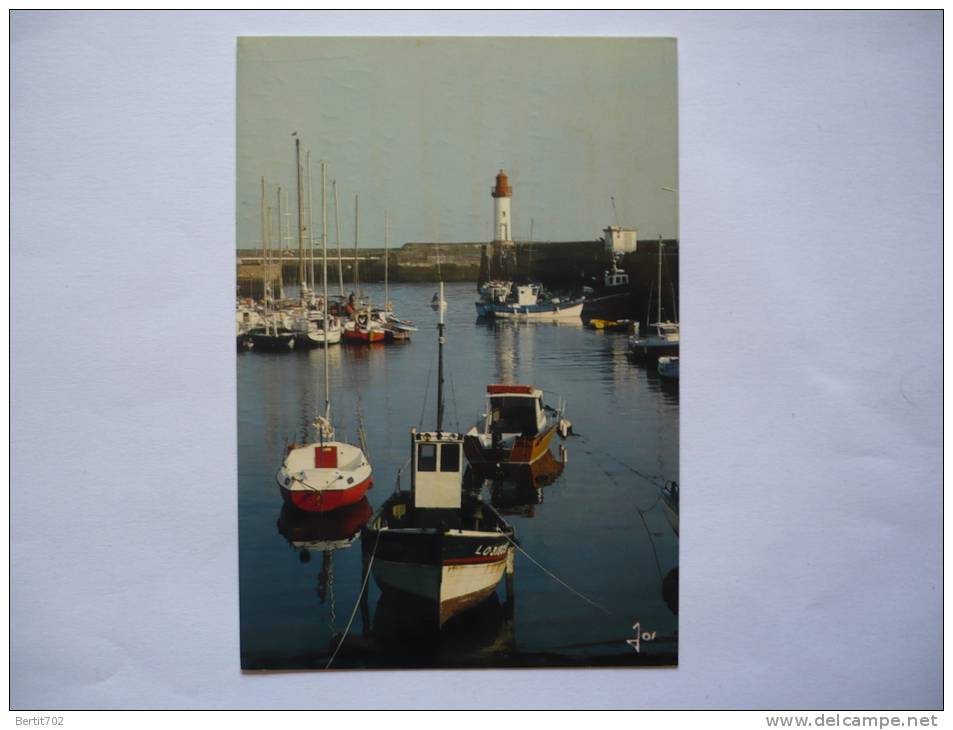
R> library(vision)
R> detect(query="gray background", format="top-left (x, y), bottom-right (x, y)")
top-left (10, 11), bottom-right (942, 709)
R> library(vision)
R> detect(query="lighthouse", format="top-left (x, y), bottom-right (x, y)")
top-left (491, 169), bottom-right (513, 243)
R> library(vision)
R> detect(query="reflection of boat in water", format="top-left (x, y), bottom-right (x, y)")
top-left (276, 498), bottom-right (372, 554)
top-left (361, 283), bottom-right (516, 627)
top-left (485, 448), bottom-right (566, 517)
top-left (464, 384), bottom-right (571, 474)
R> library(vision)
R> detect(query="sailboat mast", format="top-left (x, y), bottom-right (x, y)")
top-left (436, 281), bottom-right (445, 433)
top-left (384, 211), bottom-right (389, 309)
top-left (277, 186), bottom-right (283, 303)
top-left (353, 195), bottom-right (360, 299)
top-left (333, 180), bottom-right (344, 298)
top-left (260, 176), bottom-right (266, 302)
top-left (307, 149), bottom-right (315, 297)
top-left (657, 235), bottom-right (663, 323)
top-left (322, 160), bottom-right (330, 422)
top-left (295, 136), bottom-right (306, 292)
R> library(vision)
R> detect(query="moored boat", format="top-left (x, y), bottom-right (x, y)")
top-left (463, 384), bottom-right (571, 474)
top-left (276, 161), bottom-right (374, 513)
top-left (361, 282), bottom-right (517, 627)
top-left (480, 283), bottom-right (584, 321)
top-left (657, 355), bottom-right (679, 380)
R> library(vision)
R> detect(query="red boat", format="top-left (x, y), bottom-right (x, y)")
top-left (343, 311), bottom-right (387, 344)
top-left (277, 438), bottom-right (374, 512)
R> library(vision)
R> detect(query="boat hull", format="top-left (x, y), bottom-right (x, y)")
top-left (279, 474), bottom-right (373, 513)
top-left (363, 526), bottom-right (514, 626)
top-left (248, 330), bottom-right (296, 351)
top-left (481, 300), bottom-right (584, 321)
top-left (628, 342), bottom-right (679, 360)
top-left (463, 424), bottom-right (557, 471)
top-left (343, 328), bottom-right (387, 344)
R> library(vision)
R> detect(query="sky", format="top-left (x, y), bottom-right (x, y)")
top-left (237, 37), bottom-right (677, 249)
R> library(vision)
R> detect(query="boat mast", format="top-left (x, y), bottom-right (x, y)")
top-left (277, 186), bottom-right (283, 305)
top-left (436, 280), bottom-right (445, 433)
top-left (295, 136), bottom-right (306, 294)
top-left (353, 195), bottom-right (360, 301)
top-left (384, 210), bottom-right (389, 310)
top-left (259, 176), bottom-right (266, 303)
top-left (307, 149), bottom-right (316, 298)
top-left (657, 235), bottom-right (663, 324)
top-left (333, 179), bottom-right (345, 298)
top-left (322, 160), bottom-right (331, 424)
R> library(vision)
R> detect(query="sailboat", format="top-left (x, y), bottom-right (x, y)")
top-left (628, 236), bottom-right (679, 359)
top-left (291, 152), bottom-right (342, 347)
top-left (361, 282), bottom-right (516, 627)
top-left (248, 179), bottom-right (296, 351)
top-left (374, 211), bottom-right (417, 341)
top-left (277, 162), bottom-right (374, 512)
top-left (342, 194), bottom-right (388, 344)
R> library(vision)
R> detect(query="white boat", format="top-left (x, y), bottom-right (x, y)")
top-left (657, 355), bottom-right (679, 380)
top-left (277, 159), bottom-right (374, 513)
top-left (361, 282), bottom-right (516, 627)
top-left (480, 283), bottom-right (584, 321)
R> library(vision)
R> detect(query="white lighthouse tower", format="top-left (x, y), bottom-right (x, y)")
top-left (491, 169), bottom-right (513, 243)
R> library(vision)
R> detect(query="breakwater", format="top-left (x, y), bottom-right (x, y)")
top-left (237, 239), bottom-right (678, 321)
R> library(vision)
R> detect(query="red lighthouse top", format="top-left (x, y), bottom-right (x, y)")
top-left (491, 169), bottom-right (512, 198)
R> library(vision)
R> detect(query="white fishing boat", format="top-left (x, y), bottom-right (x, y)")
top-left (277, 160), bottom-right (374, 513)
top-left (479, 283), bottom-right (584, 321)
top-left (361, 282), bottom-right (516, 627)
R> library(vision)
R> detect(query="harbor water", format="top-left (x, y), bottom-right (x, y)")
top-left (238, 281), bottom-right (678, 669)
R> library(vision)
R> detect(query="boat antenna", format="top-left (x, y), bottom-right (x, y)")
top-left (333, 179), bottom-right (345, 298)
top-left (436, 280), bottom-right (445, 434)
top-left (611, 196), bottom-right (621, 228)
top-left (322, 160), bottom-right (331, 424)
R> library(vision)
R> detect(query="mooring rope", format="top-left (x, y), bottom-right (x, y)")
top-left (325, 525), bottom-right (383, 670)
top-left (484, 503), bottom-right (613, 617)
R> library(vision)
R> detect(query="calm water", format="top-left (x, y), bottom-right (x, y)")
top-left (238, 281), bottom-right (678, 669)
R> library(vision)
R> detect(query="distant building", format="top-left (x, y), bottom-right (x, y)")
top-left (603, 226), bottom-right (638, 255)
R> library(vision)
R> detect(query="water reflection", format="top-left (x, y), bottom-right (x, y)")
top-left (479, 448), bottom-right (566, 518)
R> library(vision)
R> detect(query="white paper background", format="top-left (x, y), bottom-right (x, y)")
top-left (10, 10), bottom-right (942, 709)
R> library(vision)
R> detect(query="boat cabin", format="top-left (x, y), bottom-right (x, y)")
top-left (411, 428), bottom-right (465, 510)
top-left (482, 384), bottom-right (546, 438)
top-left (514, 285), bottom-right (541, 306)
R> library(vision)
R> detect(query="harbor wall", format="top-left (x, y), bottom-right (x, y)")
top-left (236, 239), bottom-right (679, 322)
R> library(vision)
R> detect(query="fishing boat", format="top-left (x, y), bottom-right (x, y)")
top-left (361, 282), bottom-right (516, 627)
top-left (277, 161), bottom-right (374, 513)
top-left (657, 355), bottom-right (679, 380)
top-left (463, 384), bottom-right (572, 474)
top-left (629, 237), bottom-right (680, 359)
top-left (479, 283), bottom-right (584, 321)
top-left (474, 280), bottom-right (512, 318)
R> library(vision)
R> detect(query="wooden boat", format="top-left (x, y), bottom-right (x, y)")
top-left (478, 283), bottom-right (584, 321)
top-left (361, 282), bottom-right (516, 627)
top-left (277, 161), bottom-right (374, 513)
top-left (463, 384), bottom-right (571, 473)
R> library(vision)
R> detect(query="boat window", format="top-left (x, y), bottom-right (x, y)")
top-left (417, 443), bottom-right (437, 472)
top-left (440, 443), bottom-right (460, 472)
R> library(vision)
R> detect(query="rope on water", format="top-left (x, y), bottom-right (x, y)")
top-left (484, 504), bottom-right (612, 617)
top-left (325, 525), bottom-right (383, 670)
